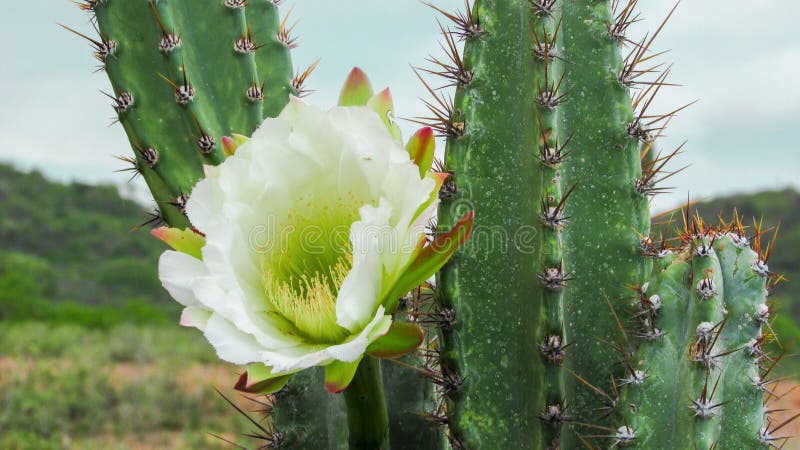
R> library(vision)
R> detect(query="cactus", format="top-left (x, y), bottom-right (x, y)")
top-left (72, 0), bottom-right (794, 448)
top-left (617, 213), bottom-right (779, 448)
top-left (425, 0), bottom-right (787, 448)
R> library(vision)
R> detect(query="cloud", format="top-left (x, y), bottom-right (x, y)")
top-left (0, 0), bottom-right (796, 212)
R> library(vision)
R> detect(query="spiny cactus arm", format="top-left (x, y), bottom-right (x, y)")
top-left (714, 233), bottom-right (769, 448)
top-left (246, 0), bottom-right (297, 116)
top-left (559, 1), bottom-right (652, 443)
top-left (624, 252), bottom-right (694, 449)
top-left (92, 1), bottom-right (206, 228)
top-left (433, 1), bottom-right (545, 447)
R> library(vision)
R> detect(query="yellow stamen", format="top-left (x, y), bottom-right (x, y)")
top-left (263, 255), bottom-right (352, 343)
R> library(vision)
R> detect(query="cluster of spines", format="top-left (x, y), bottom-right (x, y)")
top-left (67, 0), bottom-right (300, 229)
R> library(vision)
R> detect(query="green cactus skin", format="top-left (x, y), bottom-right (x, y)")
top-left (382, 351), bottom-right (444, 449)
top-left (434, 1), bottom-right (550, 447)
top-left (274, 369), bottom-right (348, 450)
top-left (90, 0), bottom-right (296, 228)
top-left (558, 1), bottom-right (652, 445)
top-left (622, 232), bottom-right (769, 448)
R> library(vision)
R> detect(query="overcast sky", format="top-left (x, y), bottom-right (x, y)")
top-left (0, 1), bottom-right (797, 211)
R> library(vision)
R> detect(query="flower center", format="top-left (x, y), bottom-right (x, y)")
top-left (260, 189), bottom-right (371, 343)
top-left (263, 255), bottom-right (351, 343)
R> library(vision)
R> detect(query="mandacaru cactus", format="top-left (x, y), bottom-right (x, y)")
top-left (71, 0), bottom-right (793, 449)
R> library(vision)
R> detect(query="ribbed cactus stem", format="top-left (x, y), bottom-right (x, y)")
top-left (625, 252), bottom-right (695, 449)
top-left (532, 6), bottom-right (567, 448)
top-left (623, 228), bottom-right (771, 448)
top-left (94, 0), bottom-right (204, 227)
top-left (715, 234), bottom-right (768, 447)
top-left (435, 0), bottom-right (545, 447)
top-left (558, 1), bottom-right (651, 444)
top-left (688, 235), bottom-right (725, 448)
top-left (151, 0), bottom-right (262, 148)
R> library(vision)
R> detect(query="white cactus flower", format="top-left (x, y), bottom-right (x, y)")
top-left (154, 95), bottom-right (473, 393)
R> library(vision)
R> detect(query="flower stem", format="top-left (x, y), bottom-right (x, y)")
top-left (343, 357), bottom-right (390, 449)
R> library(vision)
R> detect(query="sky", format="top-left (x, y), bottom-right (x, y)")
top-left (0, 1), bottom-right (797, 211)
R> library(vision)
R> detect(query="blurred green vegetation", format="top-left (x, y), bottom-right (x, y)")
top-left (0, 164), bottom-right (177, 325)
top-left (0, 323), bottom-right (250, 450)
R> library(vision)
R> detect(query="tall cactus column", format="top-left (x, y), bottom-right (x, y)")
top-left (558, 1), bottom-right (652, 444)
top-left (434, 1), bottom-right (558, 447)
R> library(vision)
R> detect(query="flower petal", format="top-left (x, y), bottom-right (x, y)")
top-left (324, 358), bottom-right (363, 393)
top-left (235, 364), bottom-right (294, 394)
top-left (382, 211), bottom-right (475, 311)
top-left (367, 88), bottom-right (403, 143)
top-left (204, 313), bottom-right (263, 365)
top-left (367, 321), bottom-right (424, 359)
top-left (151, 227), bottom-right (205, 259)
top-left (261, 309), bottom-right (392, 374)
top-left (158, 251), bottom-right (206, 307)
top-left (335, 201), bottom-right (392, 331)
top-left (405, 127), bottom-right (436, 177)
top-left (338, 67), bottom-right (374, 106)
top-left (179, 306), bottom-right (211, 331)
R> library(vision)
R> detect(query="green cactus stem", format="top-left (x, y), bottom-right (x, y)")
top-left (621, 216), bottom-right (772, 448)
top-left (557, 1), bottom-right (655, 444)
top-left (342, 357), bottom-right (390, 450)
top-left (432, 0), bottom-right (553, 447)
